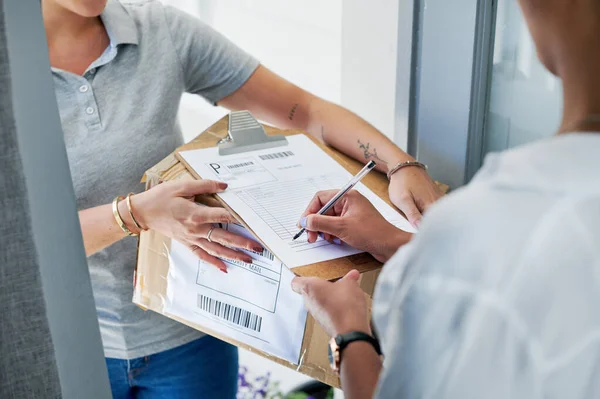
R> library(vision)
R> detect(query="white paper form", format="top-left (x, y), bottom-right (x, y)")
top-left (164, 222), bottom-right (308, 364)
top-left (179, 134), bottom-right (415, 268)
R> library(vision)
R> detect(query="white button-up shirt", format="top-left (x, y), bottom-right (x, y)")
top-left (373, 133), bottom-right (600, 398)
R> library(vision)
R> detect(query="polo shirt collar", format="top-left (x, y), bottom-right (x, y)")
top-left (101, 0), bottom-right (139, 46)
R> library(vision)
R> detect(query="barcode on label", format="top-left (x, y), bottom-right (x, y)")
top-left (258, 249), bottom-right (275, 260)
top-left (198, 295), bottom-right (262, 332)
top-left (223, 250), bottom-right (274, 266)
top-left (227, 161), bottom-right (254, 169)
top-left (259, 151), bottom-right (294, 161)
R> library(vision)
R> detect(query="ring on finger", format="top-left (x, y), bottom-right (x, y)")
top-left (206, 226), bottom-right (216, 243)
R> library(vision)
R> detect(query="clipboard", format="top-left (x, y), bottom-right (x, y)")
top-left (217, 111), bottom-right (288, 155)
top-left (173, 111), bottom-right (389, 279)
top-left (136, 114), bottom-right (446, 387)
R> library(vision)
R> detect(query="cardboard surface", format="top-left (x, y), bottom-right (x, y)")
top-left (136, 116), bottom-right (448, 387)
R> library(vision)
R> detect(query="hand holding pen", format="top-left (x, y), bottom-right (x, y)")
top-left (293, 161), bottom-right (376, 241)
top-left (295, 167), bottom-right (412, 262)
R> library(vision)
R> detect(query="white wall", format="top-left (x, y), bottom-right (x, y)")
top-left (136, 0), bottom-right (411, 148)
top-left (174, 0), bottom-right (343, 142)
top-left (341, 0), bottom-right (410, 147)
top-left (173, 0), bottom-right (411, 148)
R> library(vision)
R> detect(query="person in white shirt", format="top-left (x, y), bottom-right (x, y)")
top-left (292, 0), bottom-right (600, 398)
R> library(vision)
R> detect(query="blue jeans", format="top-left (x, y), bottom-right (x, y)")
top-left (105, 336), bottom-right (239, 399)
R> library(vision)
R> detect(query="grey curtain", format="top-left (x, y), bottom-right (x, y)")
top-left (0, 1), bottom-right (62, 397)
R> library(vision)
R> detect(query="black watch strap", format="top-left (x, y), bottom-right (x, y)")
top-left (336, 331), bottom-right (382, 356)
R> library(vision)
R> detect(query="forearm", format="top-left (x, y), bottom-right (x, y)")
top-left (304, 98), bottom-right (413, 174)
top-left (340, 341), bottom-right (383, 399)
top-left (218, 66), bottom-right (412, 174)
top-left (279, 95), bottom-right (414, 174)
top-left (79, 200), bottom-right (137, 256)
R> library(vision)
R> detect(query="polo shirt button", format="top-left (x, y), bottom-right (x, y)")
top-left (86, 107), bottom-right (95, 115)
top-left (79, 85), bottom-right (89, 93)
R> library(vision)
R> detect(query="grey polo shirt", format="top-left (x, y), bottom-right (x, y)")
top-left (52, 0), bottom-right (259, 359)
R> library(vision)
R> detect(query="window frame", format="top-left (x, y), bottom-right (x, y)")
top-left (3, 1), bottom-right (111, 396)
top-left (407, 0), bottom-right (498, 188)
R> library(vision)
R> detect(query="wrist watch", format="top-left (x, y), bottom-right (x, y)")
top-left (328, 331), bottom-right (382, 374)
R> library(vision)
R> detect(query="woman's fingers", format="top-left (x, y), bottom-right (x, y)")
top-left (186, 225), bottom-right (263, 252)
top-left (192, 207), bottom-right (237, 225)
top-left (394, 193), bottom-right (423, 229)
top-left (177, 180), bottom-right (228, 196)
top-left (188, 238), bottom-right (254, 273)
top-left (307, 232), bottom-right (341, 245)
top-left (300, 193), bottom-right (327, 220)
top-left (298, 190), bottom-right (339, 225)
top-left (207, 228), bottom-right (263, 253)
top-left (191, 238), bottom-right (253, 265)
top-left (198, 239), bottom-right (253, 264)
top-left (301, 196), bottom-right (341, 244)
top-left (188, 244), bottom-right (227, 273)
top-left (318, 232), bottom-right (341, 245)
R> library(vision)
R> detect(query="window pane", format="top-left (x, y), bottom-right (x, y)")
top-left (483, 0), bottom-right (562, 155)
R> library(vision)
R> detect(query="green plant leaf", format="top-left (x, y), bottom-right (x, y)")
top-left (284, 393), bottom-right (309, 399)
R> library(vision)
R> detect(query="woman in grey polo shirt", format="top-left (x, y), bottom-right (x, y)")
top-left (43, 0), bottom-right (441, 397)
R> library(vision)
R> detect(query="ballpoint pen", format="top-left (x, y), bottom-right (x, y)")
top-left (292, 160), bottom-right (377, 241)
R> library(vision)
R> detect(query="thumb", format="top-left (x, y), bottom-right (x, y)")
top-left (291, 276), bottom-right (323, 296)
top-left (304, 214), bottom-right (344, 237)
top-left (178, 180), bottom-right (228, 196)
top-left (291, 276), bottom-right (307, 294)
top-left (397, 195), bottom-right (422, 229)
top-left (341, 269), bottom-right (361, 282)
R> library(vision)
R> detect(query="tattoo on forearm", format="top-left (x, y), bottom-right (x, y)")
top-left (288, 103), bottom-right (299, 121)
top-left (357, 139), bottom-right (388, 164)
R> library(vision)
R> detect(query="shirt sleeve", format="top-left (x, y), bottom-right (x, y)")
top-left (373, 244), bottom-right (540, 399)
top-left (162, 6), bottom-right (260, 104)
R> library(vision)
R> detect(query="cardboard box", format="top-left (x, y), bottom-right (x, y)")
top-left (134, 116), bottom-right (447, 387)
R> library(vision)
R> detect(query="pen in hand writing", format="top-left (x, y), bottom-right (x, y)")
top-left (292, 160), bottom-right (377, 241)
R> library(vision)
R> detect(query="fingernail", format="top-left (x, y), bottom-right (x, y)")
top-left (291, 279), bottom-right (301, 294)
top-left (220, 266), bottom-right (228, 274)
top-left (299, 217), bottom-right (307, 228)
top-left (218, 182), bottom-right (228, 190)
top-left (333, 238), bottom-right (342, 245)
top-left (245, 258), bottom-right (253, 264)
top-left (253, 246), bottom-right (264, 253)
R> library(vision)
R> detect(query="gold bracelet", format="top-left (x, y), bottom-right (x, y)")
top-left (112, 196), bottom-right (138, 237)
top-left (126, 193), bottom-right (144, 232)
top-left (387, 161), bottom-right (428, 180)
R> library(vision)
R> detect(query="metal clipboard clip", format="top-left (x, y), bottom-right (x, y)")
top-left (217, 111), bottom-right (288, 155)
